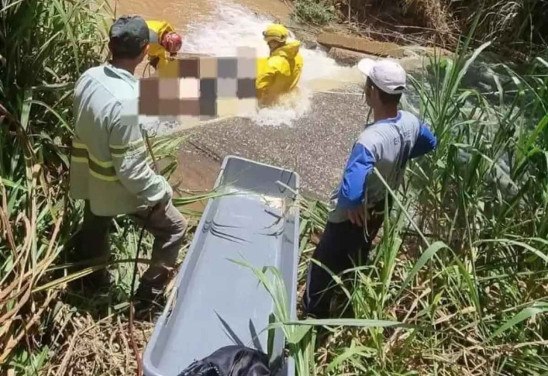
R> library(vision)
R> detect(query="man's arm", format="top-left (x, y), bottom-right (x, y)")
top-left (409, 123), bottom-right (437, 159)
top-left (109, 103), bottom-right (172, 206)
top-left (409, 123), bottom-right (438, 159)
top-left (338, 143), bottom-right (376, 209)
top-left (256, 57), bottom-right (283, 103)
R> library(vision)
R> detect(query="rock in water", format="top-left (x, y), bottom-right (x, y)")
top-left (328, 47), bottom-right (377, 66)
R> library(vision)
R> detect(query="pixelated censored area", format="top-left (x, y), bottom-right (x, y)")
top-left (138, 51), bottom-right (258, 122)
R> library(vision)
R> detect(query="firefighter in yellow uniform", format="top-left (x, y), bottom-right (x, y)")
top-left (256, 24), bottom-right (304, 106)
top-left (145, 20), bottom-right (183, 74)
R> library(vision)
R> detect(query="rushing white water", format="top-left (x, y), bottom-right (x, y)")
top-left (181, 1), bottom-right (361, 127)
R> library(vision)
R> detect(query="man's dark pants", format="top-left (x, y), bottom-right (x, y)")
top-left (303, 202), bottom-right (386, 318)
top-left (78, 199), bottom-right (187, 289)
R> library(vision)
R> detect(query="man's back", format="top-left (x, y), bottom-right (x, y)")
top-left (73, 65), bottom-right (137, 152)
top-left (356, 110), bottom-right (421, 204)
top-left (70, 63), bottom-right (159, 216)
top-left (274, 41), bottom-right (303, 91)
top-left (329, 110), bottom-right (435, 223)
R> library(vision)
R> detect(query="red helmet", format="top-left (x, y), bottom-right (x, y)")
top-left (162, 32), bottom-right (182, 53)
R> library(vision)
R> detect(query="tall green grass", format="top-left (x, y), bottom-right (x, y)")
top-left (0, 0), bottom-right (111, 367)
top-left (395, 39), bottom-right (548, 374)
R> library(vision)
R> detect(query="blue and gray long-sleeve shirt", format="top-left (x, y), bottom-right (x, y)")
top-left (328, 110), bottom-right (437, 223)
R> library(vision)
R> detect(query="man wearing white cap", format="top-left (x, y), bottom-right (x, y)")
top-left (303, 58), bottom-right (437, 319)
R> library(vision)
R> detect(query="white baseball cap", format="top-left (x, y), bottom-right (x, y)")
top-left (357, 58), bottom-right (407, 95)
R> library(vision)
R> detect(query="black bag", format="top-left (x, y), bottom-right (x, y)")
top-left (177, 345), bottom-right (273, 376)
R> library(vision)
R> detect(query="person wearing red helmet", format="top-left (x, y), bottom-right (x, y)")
top-left (145, 20), bottom-right (182, 72)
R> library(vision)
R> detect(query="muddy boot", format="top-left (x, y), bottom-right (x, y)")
top-left (133, 266), bottom-right (171, 321)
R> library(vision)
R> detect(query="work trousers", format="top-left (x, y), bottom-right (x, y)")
top-left (303, 202), bottom-right (386, 318)
top-left (79, 199), bottom-right (188, 285)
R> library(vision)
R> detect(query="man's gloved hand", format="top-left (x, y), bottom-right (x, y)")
top-left (149, 56), bottom-right (159, 69)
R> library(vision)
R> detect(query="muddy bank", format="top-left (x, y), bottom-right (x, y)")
top-left (177, 84), bottom-right (367, 199)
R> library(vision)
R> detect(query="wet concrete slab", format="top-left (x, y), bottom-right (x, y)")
top-left (177, 85), bottom-right (369, 200)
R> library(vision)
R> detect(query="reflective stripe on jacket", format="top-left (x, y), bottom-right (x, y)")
top-left (69, 64), bottom-right (172, 216)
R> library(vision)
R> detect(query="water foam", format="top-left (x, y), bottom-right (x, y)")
top-left (182, 0), bottom-right (358, 127)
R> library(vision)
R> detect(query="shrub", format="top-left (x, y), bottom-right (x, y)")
top-left (292, 0), bottom-right (336, 25)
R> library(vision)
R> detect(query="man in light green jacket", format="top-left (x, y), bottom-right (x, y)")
top-left (69, 15), bottom-right (187, 312)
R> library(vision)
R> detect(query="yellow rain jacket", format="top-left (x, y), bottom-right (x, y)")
top-left (146, 20), bottom-right (174, 71)
top-left (256, 41), bottom-right (304, 106)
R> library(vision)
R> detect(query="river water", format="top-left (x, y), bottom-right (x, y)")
top-left (114, 0), bottom-right (363, 127)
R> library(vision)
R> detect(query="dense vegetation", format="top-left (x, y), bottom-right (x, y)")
top-left (1, 0), bottom-right (109, 368)
top-left (292, 0), bottom-right (548, 56)
top-left (1, 0), bottom-right (547, 374)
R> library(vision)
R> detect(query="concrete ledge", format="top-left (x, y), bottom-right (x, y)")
top-left (317, 32), bottom-right (405, 58)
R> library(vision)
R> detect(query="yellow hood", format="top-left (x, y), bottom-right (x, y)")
top-left (271, 41), bottom-right (301, 59)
